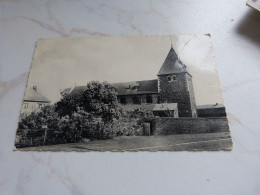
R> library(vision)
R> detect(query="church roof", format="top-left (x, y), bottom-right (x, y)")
top-left (71, 79), bottom-right (158, 96)
top-left (157, 47), bottom-right (186, 76)
top-left (70, 86), bottom-right (87, 95)
top-left (113, 79), bottom-right (158, 95)
top-left (24, 87), bottom-right (51, 103)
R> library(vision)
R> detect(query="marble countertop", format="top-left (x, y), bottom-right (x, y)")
top-left (0, 0), bottom-right (260, 194)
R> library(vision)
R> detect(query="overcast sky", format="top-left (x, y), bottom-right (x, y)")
top-left (26, 35), bottom-right (224, 106)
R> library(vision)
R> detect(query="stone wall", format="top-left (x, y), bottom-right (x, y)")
top-left (145, 117), bottom-right (229, 135)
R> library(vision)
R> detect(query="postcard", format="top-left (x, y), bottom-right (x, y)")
top-left (247, 0), bottom-right (260, 12)
top-left (15, 35), bottom-right (232, 151)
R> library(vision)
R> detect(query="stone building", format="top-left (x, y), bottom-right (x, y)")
top-left (156, 47), bottom-right (197, 117)
top-left (72, 46), bottom-right (197, 118)
top-left (114, 46), bottom-right (197, 117)
top-left (21, 86), bottom-right (51, 114)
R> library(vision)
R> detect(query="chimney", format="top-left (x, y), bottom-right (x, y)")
top-left (33, 86), bottom-right (37, 91)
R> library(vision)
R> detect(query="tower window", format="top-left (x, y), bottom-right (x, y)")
top-left (167, 75), bottom-right (177, 82)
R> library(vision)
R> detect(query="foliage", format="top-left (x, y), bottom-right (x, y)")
top-left (17, 105), bottom-right (59, 147)
top-left (16, 82), bottom-right (122, 147)
top-left (106, 107), bottom-right (152, 137)
top-left (18, 105), bottom-right (58, 130)
top-left (110, 118), bottom-right (144, 137)
top-left (131, 107), bottom-right (154, 119)
top-left (17, 109), bottom-right (116, 148)
top-left (55, 81), bottom-right (121, 124)
top-left (16, 82), bottom-right (163, 148)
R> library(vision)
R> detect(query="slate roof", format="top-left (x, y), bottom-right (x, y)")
top-left (70, 86), bottom-right (87, 95)
top-left (113, 79), bottom-right (158, 95)
top-left (71, 79), bottom-right (158, 96)
top-left (196, 104), bottom-right (225, 109)
top-left (24, 87), bottom-right (51, 103)
top-left (157, 47), bottom-right (186, 76)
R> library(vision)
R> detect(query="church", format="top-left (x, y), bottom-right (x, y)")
top-left (72, 46), bottom-right (198, 118)
top-left (113, 46), bottom-right (197, 118)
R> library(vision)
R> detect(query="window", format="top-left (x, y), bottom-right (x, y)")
top-left (23, 103), bottom-right (28, 109)
top-left (133, 96), bottom-right (140, 104)
top-left (119, 97), bottom-right (126, 104)
top-left (167, 75), bottom-right (177, 82)
top-left (146, 95), bottom-right (153, 103)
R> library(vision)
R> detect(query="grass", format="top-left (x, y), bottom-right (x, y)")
top-left (17, 132), bottom-right (233, 152)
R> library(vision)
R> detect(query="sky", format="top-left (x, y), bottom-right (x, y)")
top-left (26, 35), bottom-right (224, 106)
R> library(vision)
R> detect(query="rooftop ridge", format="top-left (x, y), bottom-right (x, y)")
top-left (24, 87), bottom-right (51, 103)
top-left (157, 47), bottom-right (186, 76)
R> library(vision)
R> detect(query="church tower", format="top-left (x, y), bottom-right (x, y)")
top-left (157, 46), bottom-right (197, 117)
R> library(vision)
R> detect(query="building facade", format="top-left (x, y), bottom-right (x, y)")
top-left (72, 46), bottom-right (197, 118)
top-left (21, 86), bottom-right (51, 114)
top-left (156, 47), bottom-right (197, 117)
top-left (114, 46), bottom-right (197, 117)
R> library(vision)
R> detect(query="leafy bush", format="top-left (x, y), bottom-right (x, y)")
top-left (55, 81), bottom-right (121, 124)
top-left (131, 107), bottom-right (154, 118)
top-left (16, 106), bottom-right (114, 147)
top-left (16, 82), bottom-right (156, 148)
top-left (17, 105), bottom-right (59, 147)
top-left (107, 107), bottom-right (153, 137)
top-left (16, 81), bottom-right (122, 147)
top-left (110, 118), bottom-right (144, 136)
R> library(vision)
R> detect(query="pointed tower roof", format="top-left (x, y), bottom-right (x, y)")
top-left (157, 47), bottom-right (186, 76)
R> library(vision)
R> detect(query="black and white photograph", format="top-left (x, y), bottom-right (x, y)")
top-left (15, 35), bottom-right (233, 151)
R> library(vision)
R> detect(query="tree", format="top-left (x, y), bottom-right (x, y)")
top-left (55, 87), bottom-right (82, 117)
top-left (56, 81), bottom-right (120, 122)
top-left (17, 105), bottom-right (60, 147)
top-left (18, 105), bottom-right (58, 130)
top-left (17, 81), bottom-right (121, 147)
top-left (55, 81), bottom-right (121, 139)
top-left (80, 81), bottom-right (120, 123)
